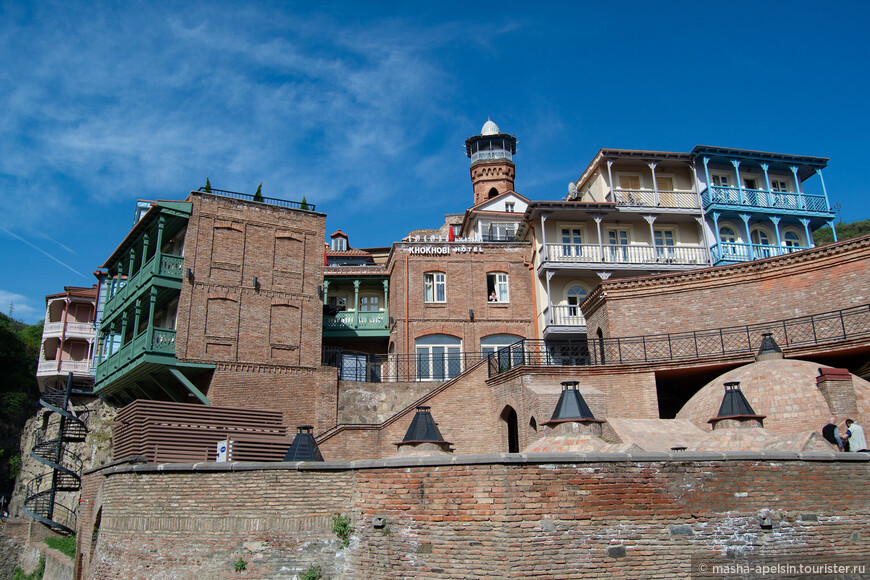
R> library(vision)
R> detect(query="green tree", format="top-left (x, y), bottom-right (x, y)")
top-left (300, 196), bottom-right (309, 210)
top-left (204, 177), bottom-right (212, 193)
top-left (254, 182), bottom-right (263, 202)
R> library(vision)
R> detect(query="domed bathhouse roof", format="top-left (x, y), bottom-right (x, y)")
top-left (676, 358), bottom-right (870, 436)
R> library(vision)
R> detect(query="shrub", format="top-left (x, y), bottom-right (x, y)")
top-left (45, 534), bottom-right (77, 558)
top-left (332, 513), bottom-right (352, 547)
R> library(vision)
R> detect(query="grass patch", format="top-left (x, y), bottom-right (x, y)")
top-left (45, 534), bottom-right (77, 559)
top-left (13, 555), bottom-right (45, 579)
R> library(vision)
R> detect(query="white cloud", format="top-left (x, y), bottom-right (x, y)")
top-left (0, 289), bottom-right (41, 322)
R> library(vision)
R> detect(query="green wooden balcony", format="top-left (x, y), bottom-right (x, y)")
top-left (323, 311), bottom-right (390, 337)
top-left (102, 253), bottom-right (184, 323)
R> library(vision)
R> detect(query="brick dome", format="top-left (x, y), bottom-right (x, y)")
top-left (675, 359), bottom-right (870, 435)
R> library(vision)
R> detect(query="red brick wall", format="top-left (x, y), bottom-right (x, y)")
top-left (389, 242), bottom-right (534, 355)
top-left (76, 456), bottom-right (870, 579)
top-left (175, 192), bottom-right (325, 369)
top-left (584, 235), bottom-right (870, 339)
top-left (165, 193), bottom-right (331, 428)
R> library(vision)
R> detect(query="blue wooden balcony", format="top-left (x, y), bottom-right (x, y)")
top-left (711, 242), bottom-right (810, 265)
top-left (701, 186), bottom-right (832, 216)
top-left (323, 311), bottom-right (390, 338)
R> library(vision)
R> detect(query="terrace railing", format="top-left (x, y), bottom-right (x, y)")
top-left (609, 189), bottom-right (701, 209)
top-left (544, 243), bottom-right (708, 266)
top-left (198, 187), bottom-right (315, 211)
top-left (713, 242), bottom-right (810, 263)
top-left (488, 303), bottom-right (870, 376)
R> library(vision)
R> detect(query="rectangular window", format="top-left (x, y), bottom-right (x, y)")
top-left (607, 229), bottom-right (629, 262)
top-left (771, 180), bottom-right (789, 192)
top-left (656, 176), bottom-right (674, 191)
top-left (618, 175), bottom-right (641, 190)
top-left (424, 272), bottom-right (446, 303)
top-left (712, 174), bottom-right (730, 187)
top-left (328, 296), bottom-right (347, 312)
top-left (505, 202), bottom-right (515, 212)
top-left (487, 273), bottom-right (509, 302)
top-left (360, 296), bottom-right (379, 311)
top-left (331, 237), bottom-right (347, 251)
top-left (654, 229), bottom-right (675, 260)
top-left (561, 227), bottom-right (582, 257)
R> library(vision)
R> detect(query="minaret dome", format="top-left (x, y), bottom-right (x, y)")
top-left (465, 118), bottom-right (517, 206)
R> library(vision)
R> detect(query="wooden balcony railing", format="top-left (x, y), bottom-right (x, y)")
top-left (701, 187), bottom-right (830, 213)
top-left (544, 243), bottom-right (708, 266)
top-left (609, 189), bottom-right (700, 209)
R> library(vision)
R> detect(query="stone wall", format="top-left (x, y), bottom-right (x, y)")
top-left (76, 453), bottom-right (870, 579)
top-left (583, 234), bottom-right (870, 339)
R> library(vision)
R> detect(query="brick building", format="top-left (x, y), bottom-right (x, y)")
top-left (93, 190), bottom-right (332, 429)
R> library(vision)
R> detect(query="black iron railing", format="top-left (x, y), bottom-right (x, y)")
top-left (23, 374), bottom-right (88, 535)
top-left (323, 347), bottom-right (491, 383)
top-left (488, 303), bottom-right (870, 376)
top-left (198, 187), bottom-right (315, 211)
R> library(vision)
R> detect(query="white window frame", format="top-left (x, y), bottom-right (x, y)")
top-left (560, 226), bottom-right (583, 258)
top-left (770, 178), bottom-right (790, 192)
top-left (487, 272), bottom-right (509, 303)
top-left (712, 174), bottom-right (731, 187)
top-left (331, 237), bottom-right (347, 251)
top-left (359, 295), bottom-right (381, 312)
top-left (504, 202), bottom-right (515, 213)
top-left (424, 272), bottom-right (446, 303)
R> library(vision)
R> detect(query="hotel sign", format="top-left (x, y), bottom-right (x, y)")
top-left (406, 244), bottom-right (484, 255)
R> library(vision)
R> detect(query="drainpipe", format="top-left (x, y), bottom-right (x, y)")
top-left (526, 225), bottom-right (540, 340)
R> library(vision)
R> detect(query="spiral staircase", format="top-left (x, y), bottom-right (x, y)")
top-left (23, 373), bottom-right (89, 534)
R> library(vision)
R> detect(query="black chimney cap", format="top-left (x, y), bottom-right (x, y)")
top-left (715, 382), bottom-right (759, 418)
top-left (546, 381), bottom-right (600, 423)
top-left (757, 333), bottom-right (783, 355)
top-left (283, 425), bottom-right (324, 462)
top-left (402, 407), bottom-right (449, 443)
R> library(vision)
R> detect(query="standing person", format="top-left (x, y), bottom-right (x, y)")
top-left (844, 419), bottom-right (867, 452)
top-left (822, 417), bottom-right (844, 451)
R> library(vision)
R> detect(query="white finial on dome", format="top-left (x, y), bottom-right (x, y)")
top-left (481, 117), bottom-right (500, 136)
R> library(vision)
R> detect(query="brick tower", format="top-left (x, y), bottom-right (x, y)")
top-left (465, 118), bottom-right (517, 206)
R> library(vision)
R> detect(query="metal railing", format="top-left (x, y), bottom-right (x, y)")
top-left (701, 187), bottom-right (830, 213)
top-left (323, 348), bottom-right (492, 382)
top-left (198, 187), bottom-right (315, 211)
top-left (488, 303), bottom-right (870, 376)
top-left (544, 243), bottom-right (708, 266)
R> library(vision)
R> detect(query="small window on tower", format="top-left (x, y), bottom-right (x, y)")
top-left (488, 187), bottom-right (499, 199)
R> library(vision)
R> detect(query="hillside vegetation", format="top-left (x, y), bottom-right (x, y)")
top-left (814, 218), bottom-right (870, 245)
top-left (0, 313), bottom-right (42, 500)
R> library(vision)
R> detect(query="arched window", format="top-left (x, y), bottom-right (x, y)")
top-left (415, 334), bottom-right (461, 380)
top-left (501, 406), bottom-right (519, 453)
top-left (566, 285), bottom-right (588, 319)
top-left (719, 226), bottom-right (737, 243)
top-left (750, 228), bottom-right (772, 258)
top-left (488, 187), bottom-right (499, 199)
top-left (784, 230), bottom-right (801, 248)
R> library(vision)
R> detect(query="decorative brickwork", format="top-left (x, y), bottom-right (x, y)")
top-left (584, 234), bottom-right (870, 339)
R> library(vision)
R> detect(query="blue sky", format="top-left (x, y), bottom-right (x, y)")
top-left (2, 1), bottom-right (868, 323)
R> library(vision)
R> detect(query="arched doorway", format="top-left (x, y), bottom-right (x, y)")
top-left (501, 406), bottom-right (519, 453)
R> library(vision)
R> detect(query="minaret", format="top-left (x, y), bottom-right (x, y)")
top-left (465, 118), bottom-right (517, 206)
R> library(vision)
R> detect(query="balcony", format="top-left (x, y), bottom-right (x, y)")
top-left (103, 253), bottom-right (184, 321)
top-left (701, 186), bottom-right (831, 215)
top-left (323, 311), bottom-right (390, 337)
top-left (712, 242), bottom-right (810, 264)
top-left (42, 321), bottom-right (94, 339)
top-left (543, 305), bottom-right (587, 339)
top-left (95, 327), bottom-right (178, 391)
top-left (37, 360), bottom-right (91, 376)
top-left (543, 243), bottom-right (708, 267)
top-left (609, 189), bottom-right (700, 209)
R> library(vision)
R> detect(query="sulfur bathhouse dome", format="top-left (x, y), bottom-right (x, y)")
top-left (481, 118), bottom-right (500, 135)
top-left (676, 359), bottom-right (870, 435)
